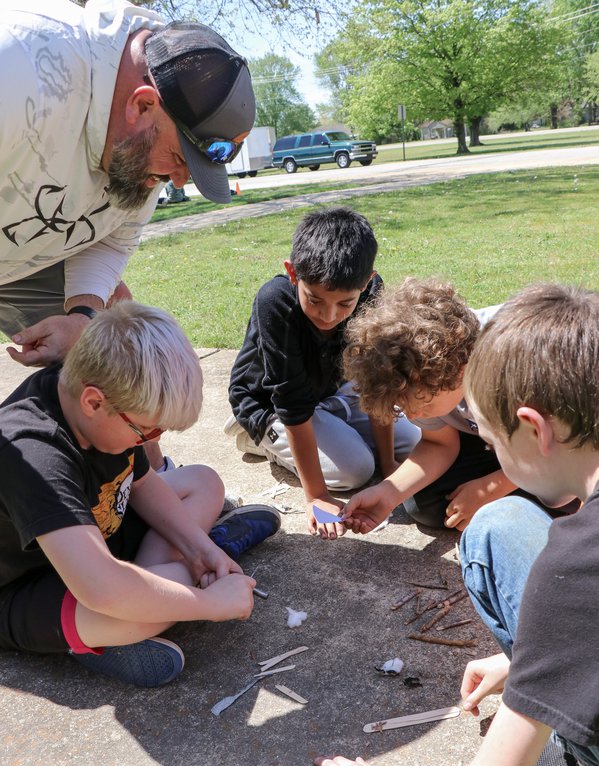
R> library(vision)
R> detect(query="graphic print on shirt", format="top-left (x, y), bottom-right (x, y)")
top-left (2, 183), bottom-right (110, 251)
top-left (91, 456), bottom-right (135, 539)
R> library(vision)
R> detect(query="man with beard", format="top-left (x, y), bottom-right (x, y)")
top-left (0, 0), bottom-right (255, 369)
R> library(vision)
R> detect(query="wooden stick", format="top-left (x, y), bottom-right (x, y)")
top-left (419, 605), bottom-right (451, 633)
top-left (254, 664), bottom-right (296, 678)
top-left (407, 581), bottom-right (448, 590)
top-left (390, 590), bottom-right (420, 611)
top-left (363, 706), bottom-right (461, 733)
top-left (437, 618), bottom-right (474, 632)
top-left (423, 588), bottom-right (468, 612)
top-left (275, 684), bottom-right (308, 704)
top-left (408, 633), bottom-right (476, 648)
top-left (258, 646), bottom-right (308, 671)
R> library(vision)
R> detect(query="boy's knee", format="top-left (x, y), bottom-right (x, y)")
top-left (324, 451), bottom-right (375, 491)
top-left (402, 494), bottom-right (447, 528)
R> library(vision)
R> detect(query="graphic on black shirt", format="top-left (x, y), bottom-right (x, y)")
top-left (92, 456), bottom-right (135, 539)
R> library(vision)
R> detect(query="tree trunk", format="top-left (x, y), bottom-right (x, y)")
top-left (454, 118), bottom-right (469, 154)
top-left (550, 104), bottom-right (558, 129)
top-left (469, 117), bottom-right (484, 147)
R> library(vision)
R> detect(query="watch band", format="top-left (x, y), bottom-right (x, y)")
top-left (66, 305), bottom-right (97, 320)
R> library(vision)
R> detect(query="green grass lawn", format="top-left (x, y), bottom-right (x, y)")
top-left (150, 126), bottom-right (599, 225)
top-left (126, 164), bottom-right (599, 349)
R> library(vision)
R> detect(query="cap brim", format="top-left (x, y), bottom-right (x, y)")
top-left (178, 129), bottom-right (232, 203)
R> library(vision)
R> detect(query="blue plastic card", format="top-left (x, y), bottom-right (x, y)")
top-left (313, 504), bottom-right (345, 524)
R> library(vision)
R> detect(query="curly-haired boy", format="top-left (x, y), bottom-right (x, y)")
top-left (342, 277), bottom-right (534, 532)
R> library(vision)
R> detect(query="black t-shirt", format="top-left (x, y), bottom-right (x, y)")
top-left (504, 481), bottom-right (599, 746)
top-left (228, 273), bottom-right (382, 442)
top-left (0, 366), bottom-right (149, 589)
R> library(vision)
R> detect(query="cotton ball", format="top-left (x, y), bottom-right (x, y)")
top-left (382, 658), bottom-right (404, 674)
top-left (286, 607), bottom-right (308, 628)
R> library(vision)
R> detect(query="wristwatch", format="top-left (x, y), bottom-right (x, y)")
top-left (66, 305), bottom-right (97, 320)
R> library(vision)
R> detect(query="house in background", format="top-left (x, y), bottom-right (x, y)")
top-left (419, 119), bottom-right (454, 139)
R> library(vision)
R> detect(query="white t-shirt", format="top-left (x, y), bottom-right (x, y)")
top-left (0, 0), bottom-right (164, 302)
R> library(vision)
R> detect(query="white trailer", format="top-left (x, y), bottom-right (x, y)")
top-left (226, 126), bottom-right (276, 177)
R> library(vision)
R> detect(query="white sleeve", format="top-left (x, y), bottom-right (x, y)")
top-left (63, 193), bottom-right (158, 303)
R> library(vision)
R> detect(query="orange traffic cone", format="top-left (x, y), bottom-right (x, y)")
top-left (235, 181), bottom-right (241, 196)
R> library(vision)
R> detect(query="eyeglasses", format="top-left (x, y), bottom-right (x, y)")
top-left (118, 412), bottom-right (164, 444)
top-left (84, 383), bottom-right (164, 444)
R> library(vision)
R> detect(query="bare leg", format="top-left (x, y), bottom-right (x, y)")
top-left (74, 464), bottom-right (225, 647)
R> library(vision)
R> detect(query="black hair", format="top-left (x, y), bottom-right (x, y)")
top-left (290, 207), bottom-right (377, 290)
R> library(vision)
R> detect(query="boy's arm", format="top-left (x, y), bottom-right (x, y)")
top-left (344, 426), bottom-right (460, 533)
top-left (285, 419), bottom-right (346, 540)
top-left (469, 703), bottom-right (551, 766)
top-left (129, 470), bottom-right (242, 583)
top-left (38, 525), bottom-right (255, 624)
top-left (368, 416), bottom-right (399, 477)
top-left (445, 469), bottom-right (517, 530)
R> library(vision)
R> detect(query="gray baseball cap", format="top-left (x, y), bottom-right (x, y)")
top-left (145, 22), bottom-right (256, 203)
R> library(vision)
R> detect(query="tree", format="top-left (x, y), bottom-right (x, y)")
top-left (251, 54), bottom-right (316, 137)
top-left (73, 0), bottom-right (345, 49)
top-left (314, 41), bottom-right (355, 124)
top-left (327, 0), bottom-right (564, 153)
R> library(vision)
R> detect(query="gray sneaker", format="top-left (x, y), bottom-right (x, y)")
top-left (224, 415), bottom-right (267, 457)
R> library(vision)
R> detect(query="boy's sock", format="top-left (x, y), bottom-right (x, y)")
top-left (209, 504), bottom-right (281, 560)
top-left (71, 637), bottom-right (184, 687)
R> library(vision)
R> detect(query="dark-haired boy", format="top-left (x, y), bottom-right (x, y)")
top-left (226, 208), bottom-right (420, 539)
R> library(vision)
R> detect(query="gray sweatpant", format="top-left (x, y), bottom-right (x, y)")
top-left (258, 382), bottom-right (421, 490)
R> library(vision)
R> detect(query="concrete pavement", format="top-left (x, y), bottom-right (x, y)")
top-left (0, 345), bottom-right (503, 766)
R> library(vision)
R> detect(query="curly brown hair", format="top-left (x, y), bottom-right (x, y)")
top-left (343, 278), bottom-right (480, 424)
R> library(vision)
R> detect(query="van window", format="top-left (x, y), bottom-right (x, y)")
top-left (325, 131), bottom-right (351, 141)
top-left (298, 134), bottom-right (312, 147)
top-left (274, 136), bottom-right (296, 151)
top-left (311, 133), bottom-right (325, 145)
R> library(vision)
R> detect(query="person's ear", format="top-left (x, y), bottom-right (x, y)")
top-left (284, 260), bottom-right (298, 285)
top-left (361, 270), bottom-right (377, 291)
top-left (516, 406), bottom-right (554, 456)
top-left (80, 385), bottom-right (106, 418)
top-left (125, 85), bottom-right (161, 127)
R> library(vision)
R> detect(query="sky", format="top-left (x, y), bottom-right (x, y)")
top-left (233, 27), bottom-right (333, 110)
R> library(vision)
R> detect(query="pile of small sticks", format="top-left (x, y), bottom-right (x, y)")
top-left (390, 573), bottom-right (475, 648)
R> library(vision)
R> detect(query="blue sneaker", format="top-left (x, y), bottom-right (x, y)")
top-left (209, 504), bottom-right (281, 560)
top-left (71, 637), bottom-right (184, 687)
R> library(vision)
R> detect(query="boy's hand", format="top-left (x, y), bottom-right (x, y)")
top-left (445, 475), bottom-right (503, 530)
top-left (192, 537), bottom-right (243, 587)
top-left (343, 480), bottom-right (399, 534)
top-left (202, 573), bottom-right (256, 621)
top-left (461, 653), bottom-right (510, 716)
top-left (307, 494), bottom-right (346, 540)
top-left (314, 758), bottom-right (369, 766)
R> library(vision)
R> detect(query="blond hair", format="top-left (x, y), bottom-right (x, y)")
top-left (60, 301), bottom-right (202, 431)
top-left (465, 283), bottom-right (599, 449)
top-left (343, 278), bottom-right (479, 423)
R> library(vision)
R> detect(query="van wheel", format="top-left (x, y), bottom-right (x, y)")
top-left (248, 170), bottom-right (258, 177)
top-left (359, 159), bottom-right (373, 166)
top-left (336, 152), bottom-right (351, 168)
top-left (236, 172), bottom-right (247, 178)
top-left (284, 159), bottom-right (297, 174)
top-left (308, 164), bottom-right (320, 171)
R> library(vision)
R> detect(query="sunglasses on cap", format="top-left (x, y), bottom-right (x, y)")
top-left (143, 74), bottom-right (244, 165)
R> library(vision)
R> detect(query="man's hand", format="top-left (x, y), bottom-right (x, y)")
top-left (342, 480), bottom-right (400, 534)
top-left (307, 493), bottom-right (345, 540)
top-left (192, 537), bottom-right (243, 588)
top-left (445, 472), bottom-right (513, 531)
top-left (461, 652), bottom-right (510, 716)
top-left (201, 573), bottom-right (256, 621)
top-left (7, 314), bottom-right (91, 366)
